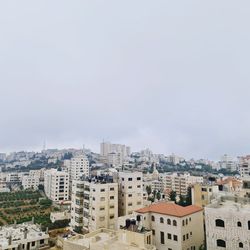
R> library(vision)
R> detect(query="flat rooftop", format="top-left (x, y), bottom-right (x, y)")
top-left (64, 228), bottom-right (154, 250)
top-left (0, 223), bottom-right (49, 248)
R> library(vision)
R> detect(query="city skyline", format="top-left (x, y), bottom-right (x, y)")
top-left (1, 1), bottom-right (250, 159)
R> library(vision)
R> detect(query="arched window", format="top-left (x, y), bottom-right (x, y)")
top-left (237, 221), bottom-right (242, 227)
top-left (186, 219), bottom-right (188, 225)
top-left (239, 242), bottom-right (243, 248)
top-left (173, 220), bottom-right (177, 226)
top-left (151, 216), bottom-right (155, 222)
top-left (160, 217), bottom-right (164, 223)
top-left (182, 220), bottom-right (185, 226)
top-left (167, 219), bottom-right (171, 225)
top-left (217, 239), bottom-right (226, 248)
top-left (215, 219), bottom-right (225, 228)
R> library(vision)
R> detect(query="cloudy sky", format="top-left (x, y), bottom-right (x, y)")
top-left (0, 1), bottom-right (250, 159)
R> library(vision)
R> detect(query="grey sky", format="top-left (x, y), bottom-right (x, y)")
top-left (0, 1), bottom-right (250, 159)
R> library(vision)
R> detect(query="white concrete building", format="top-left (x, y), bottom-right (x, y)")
top-left (66, 156), bottom-right (89, 181)
top-left (71, 177), bottom-right (118, 232)
top-left (44, 169), bottom-right (69, 202)
top-left (0, 222), bottom-right (49, 250)
top-left (133, 202), bottom-right (204, 250)
top-left (205, 197), bottom-right (250, 250)
top-left (22, 175), bottom-right (40, 190)
top-left (159, 172), bottom-right (203, 196)
top-left (100, 142), bottom-right (130, 167)
top-left (118, 172), bottom-right (144, 216)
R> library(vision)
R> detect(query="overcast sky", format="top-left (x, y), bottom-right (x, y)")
top-left (0, 1), bottom-right (250, 159)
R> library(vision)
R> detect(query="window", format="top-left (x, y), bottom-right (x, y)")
top-left (128, 178), bottom-right (133, 181)
top-left (173, 235), bottom-right (178, 241)
top-left (137, 185), bottom-right (141, 188)
top-left (160, 217), bottom-right (164, 223)
top-left (182, 220), bottom-right (185, 226)
top-left (160, 232), bottom-right (165, 244)
top-left (110, 215), bottom-right (114, 219)
top-left (189, 217), bottom-right (191, 222)
top-left (32, 242), bottom-right (35, 246)
top-left (201, 188), bottom-right (207, 192)
top-left (167, 219), bottom-right (171, 225)
top-left (110, 196), bottom-right (114, 200)
top-left (100, 189), bottom-right (105, 192)
top-left (183, 235), bottom-right (185, 241)
top-left (186, 233), bottom-right (189, 240)
top-left (100, 197), bottom-right (105, 201)
top-left (128, 186), bottom-right (132, 189)
top-left (165, 233), bottom-right (171, 239)
top-left (248, 221), bottom-right (250, 230)
top-left (110, 187), bottom-right (114, 191)
top-left (217, 239), bottom-right (226, 248)
top-left (173, 220), bottom-right (177, 226)
top-left (237, 221), bottom-right (242, 227)
top-left (186, 219), bottom-right (188, 225)
top-left (40, 239), bottom-right (45, 245)
top-left (215, 219), bottom-right (225, 228)
top-left (137, 177), bottom-right (141, 180)
top-left (128, 194), bottom-right (132, 197)
top-left (190, 232), bottom-right (192, 236)
top-left (152, 229), bottom-right (155, 235)
top-left (239, 242), bottom-right (243, 248)
top-left (151, 216), bottom-right (155, 222)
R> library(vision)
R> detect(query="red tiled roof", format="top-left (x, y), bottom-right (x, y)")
top-left (136, 202), bottom-right (203, 217)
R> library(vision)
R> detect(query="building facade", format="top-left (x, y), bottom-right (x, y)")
top-left (44, 169), bottom-right (69, 202)
top-left (118, 172), bottom-right (144, 216)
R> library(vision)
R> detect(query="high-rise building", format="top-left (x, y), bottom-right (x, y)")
top-left (100, 142), bottom-right (130, 167)
top-left (44, 169), bottom-right (69, 202)
top-left (71, 177), bottom-right (118, 232)
top-left (118, 172), bottom-right (143, 216)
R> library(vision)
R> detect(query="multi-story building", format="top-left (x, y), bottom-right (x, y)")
top-left (205, 196), bottom-right (250, 250)
top-left (71, 177), bottom-right (118, 232)
top-left (66, 156), bottom-right (89, 181)
top-left (133, 202), bottom-right (204, 250)
top-left (191, 183), bottom-right (219, 208)
top-left (159, 173), bottom-right (203, 196)
top-left (0, 222), bottom-right (49, 250)
top-left (239, 156), bottom-right (250, 177)
top-left (219, 154), bottom-right (237, 172)
top-left (22, 175), bottom-right (40, 190)
top-left (44, 169), bottom-right (69, 202)
top-left (100, 142), bottom-right (130, 167)
top-left (118, 172), bottom-right (143, 216)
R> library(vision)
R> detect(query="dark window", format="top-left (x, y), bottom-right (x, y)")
top-left (40, 239), bottom-right (45, 245)
top-left (160, 217), bottom-right (164, 223)
top-left (215, 219), bottom-right (225, 228)
top-left (137, 177), bottom-right (141, 180)
top-left (152, 229), bottom-right (155, 235)
top-left (248, 221), bottom-right (250, 230)
top-left (239, 242), bottom-right (243, 248)
top-left (173, 235), bottom-right (178, 241)
top-left (128, 178), bottom-right (133, 181)
top-left (183, 235), bottom-right (185, 241)
top-left (160, 232), bottom-right (165, 244)
top-left (167, 219), bottom-right (171, 225)
top-left (173, 220), bottom-right (177, 226)
top-left (217, 239), bottom-right (226, 248)
top-left (237, 221), bottom-right (242, 227)
top-left (182, 220), bottom-right (185, 226)
top-left (167, 233), bottom-right (171, 239)
top-left (151, 216), bottom-right (155, 222)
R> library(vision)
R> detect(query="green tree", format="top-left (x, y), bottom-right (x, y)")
top-left (156, 191), bottom-right (161, 201)
top-left (169, 190), bottom-right (177, 203)
top-left (146, 185), bottom-right (152, 196)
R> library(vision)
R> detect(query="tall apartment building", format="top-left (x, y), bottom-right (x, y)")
top-left (159, 173), bottom-right (203, 196)
top-left (65, 156), bottom-right (89, 181)
top-left (22, 175), bottom-right (40, 190)
top-left (71, 177), bottom-right (118, 232)
top-left (219, 154), bottom-right (237, 172)
top-left (239, 156), bottom-right (250, 177)
top-left (132, 202), bottom-right (204, 250)
top-left (118, 172), bottom-right (143, 216)
top-left (100, 142), bottom-right (130, 167)
top-left (205, 197), bottom-right (250, 250)
top-left (44, 169), bottom-right (69, 202)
